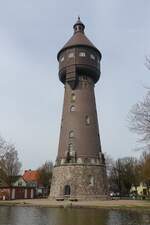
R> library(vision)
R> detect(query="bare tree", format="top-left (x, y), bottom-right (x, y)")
top-left (128, 62), bottom-right (150, 191)
top-left (128, 91), bottom-right (150, 150)
top-left (105, 153), bottom-right (115, 176)
top-left (0, 136), bottom-right (7, 180)
top-left (108, 157), bottom-right (139, 196)
top-left (139, 151), bottom-right (150, 195)
top-left (0, 136), bottom-right (22, 185)
top-left (0, 136), bottom-right (6, 156)
top-left (37, 161), bottom-right (53, 188)
top-left (128, 55), bottom-right (150, 151)
top-left (145, 56), bottom-right (150, 70)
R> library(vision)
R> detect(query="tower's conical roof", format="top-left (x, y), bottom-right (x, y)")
top-left (57, 17), bottom-right (101, 59)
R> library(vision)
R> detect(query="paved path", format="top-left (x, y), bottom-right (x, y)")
top-left (0, 199), bottom-right (150, 209)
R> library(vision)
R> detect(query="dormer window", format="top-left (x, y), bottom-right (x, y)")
top-left (60, 56), bottom-right (64, 62)
top-left (79, 52), bottom-right (86, 57)
top-left (68, 52), bottom-right (74, 58)
top-left (90, 54), bottom-right (95, 60)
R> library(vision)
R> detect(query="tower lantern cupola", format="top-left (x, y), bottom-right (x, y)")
top-left (73, 16), bottom-right (85, 33)
top-left (57, 17), bottom-right (102, 89)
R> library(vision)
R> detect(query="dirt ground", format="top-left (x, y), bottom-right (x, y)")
top-left (0, 199), bottom-right (150, 209)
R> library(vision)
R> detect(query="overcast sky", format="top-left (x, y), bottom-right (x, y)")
top-left (0, 0), bottom-right (150, 170)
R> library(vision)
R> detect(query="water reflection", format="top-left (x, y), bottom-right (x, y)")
top-left (0, 206), bottom-right (150, 225)
top-left (46, 208), bottom-right (108, 225)
top-left (107, 210), bottom-right (150, 225)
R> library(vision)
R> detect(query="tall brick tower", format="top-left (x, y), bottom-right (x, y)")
top-left (50, 18), bottom-right (107, 200)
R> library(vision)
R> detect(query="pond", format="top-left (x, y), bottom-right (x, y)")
top-left (0, 206), bottom-right (150, 225)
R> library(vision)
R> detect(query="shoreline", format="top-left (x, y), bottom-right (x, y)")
top-left (0, 199), bottom-right (150, 210)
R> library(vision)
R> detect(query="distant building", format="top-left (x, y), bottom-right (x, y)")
top-left (0, 175), bottom-right (35, 200)
top-left (23, 170), bottom-right (39, 187)
top-left (23, 170), bottom-right (49, 197)
top-left (12, 176), bottom-right (27, 187)
top-left (0, 170), bottom-right (50, 200)
top-left (130, 182), bottom-right (150, 197)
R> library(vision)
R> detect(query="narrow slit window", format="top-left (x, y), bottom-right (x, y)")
top-left (69, 130), bottom-right (74, 138)
top-left (89, 176), bottom-right (94, 186)
top-left (71, 93), bottom-right (76, 103)
top-left (85, 115), bottom-right (90, 125)
top-left (70, 105), bottom-right (75, 112)
top-left (90, 54), bottom-right (95, 60)
top-left (60, 56), bottom-right (64, 62)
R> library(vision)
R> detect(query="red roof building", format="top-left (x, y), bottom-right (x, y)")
top-left (23, 170), bottom-right (40, 187)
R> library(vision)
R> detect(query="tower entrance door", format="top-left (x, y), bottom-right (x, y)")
top-left (64, 185), bottom-right (71, 196)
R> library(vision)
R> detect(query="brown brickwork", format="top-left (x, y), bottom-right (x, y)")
top-left (49, 18), bottom-right (107, 200)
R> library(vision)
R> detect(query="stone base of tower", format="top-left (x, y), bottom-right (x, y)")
top-left (49, 164), bottom-right (107, 201)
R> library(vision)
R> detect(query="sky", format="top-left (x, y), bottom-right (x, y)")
top-left (0, 0), bottom-right (150, 170)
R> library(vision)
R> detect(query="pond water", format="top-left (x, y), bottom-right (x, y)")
top-left (0, 206), bottom-right (150, 225)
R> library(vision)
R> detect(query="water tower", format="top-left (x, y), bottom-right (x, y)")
top-left (50, 18), bottom-right (107, 200)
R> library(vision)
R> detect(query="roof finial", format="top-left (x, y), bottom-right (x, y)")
top-left (73, 16), bottom-right (85, 34)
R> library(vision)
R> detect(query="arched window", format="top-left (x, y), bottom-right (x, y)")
top-left (70, 105), bottom-right (75, 112)
top-left (89, 176), bottom-right (94, 186)
top-left (69, 131), bottom-right (74, 138)
top-left (71, 93), bottom-right (76, 103)
top-left (64, 185), bottom-right (71, 196)
top-left (85, 115), bottom-right (90, 125)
